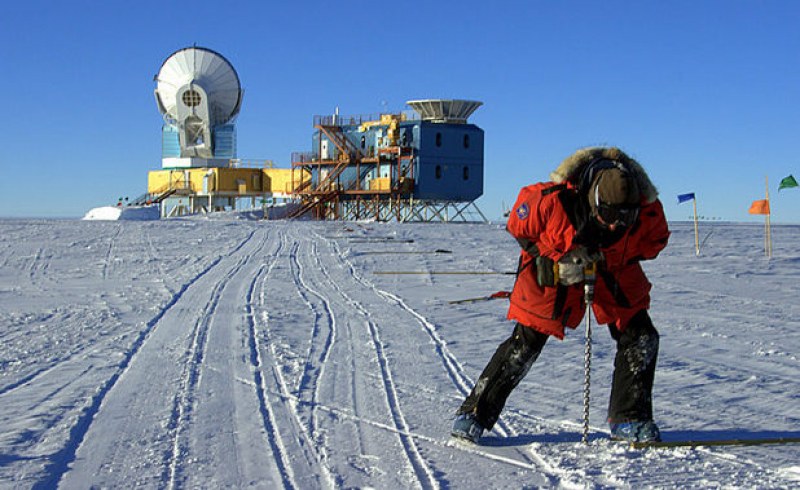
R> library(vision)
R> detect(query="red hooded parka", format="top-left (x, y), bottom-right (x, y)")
top-left (506, 179), bottom-right (670, 339)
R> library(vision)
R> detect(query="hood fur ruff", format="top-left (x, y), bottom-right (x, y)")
top-left (549, 147), bottom-right (659, 204)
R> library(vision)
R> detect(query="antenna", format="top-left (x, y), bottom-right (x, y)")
top-left (154, 47), bottom-right (243, 158)
top-left (406, 99), bottom-right (482, 124)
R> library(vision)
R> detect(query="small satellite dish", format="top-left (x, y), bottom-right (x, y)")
top-left (406, 99), bottom-right (482, 124)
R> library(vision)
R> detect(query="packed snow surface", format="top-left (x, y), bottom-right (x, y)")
top-left (0, 218), bottom-right (798, 488)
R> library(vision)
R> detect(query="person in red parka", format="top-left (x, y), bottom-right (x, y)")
top-left (452, 147), bottom-right (670, 444)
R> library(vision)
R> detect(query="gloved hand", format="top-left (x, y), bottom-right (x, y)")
top-left (557, 260), bottom-right (585, 285)
top-left (557, 247), bottom-right (602, 285)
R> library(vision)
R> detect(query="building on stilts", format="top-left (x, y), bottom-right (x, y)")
top-left (289, 99), bottom-right (487, 222)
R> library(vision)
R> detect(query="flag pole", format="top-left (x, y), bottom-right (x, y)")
top-left (692, 197), bottom-right (700, 255)
top-left (765, 175), bottom-right (772, 259)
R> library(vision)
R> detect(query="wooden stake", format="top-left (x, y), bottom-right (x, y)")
top-left (765, 175), bottom-right (772, 259)
top-left (692, 198), bottom-right (700, 255)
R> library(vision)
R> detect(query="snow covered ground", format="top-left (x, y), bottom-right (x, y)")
top-left (0, 217), bottom-right (798, 489)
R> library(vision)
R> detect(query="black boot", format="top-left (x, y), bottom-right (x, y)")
top-left (607, 309), bottom-right (659, 423)
top-left (457, 323), bottom-right (549, 430)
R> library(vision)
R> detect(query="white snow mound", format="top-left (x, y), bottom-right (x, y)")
top-left (82, 205), bottom-right (159, 221)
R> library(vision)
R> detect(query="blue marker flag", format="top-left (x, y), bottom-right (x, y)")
top-left (677, 193), bottom-right (695, 204)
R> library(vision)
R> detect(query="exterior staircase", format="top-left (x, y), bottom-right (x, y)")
top-left (289, 124), bottom-right (362, 219)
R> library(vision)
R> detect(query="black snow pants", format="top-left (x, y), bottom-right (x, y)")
top-left (456, 309), bottom-right (659, 430)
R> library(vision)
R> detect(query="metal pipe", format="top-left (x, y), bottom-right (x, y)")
top-left (582, 262), bottom-right (597, 445)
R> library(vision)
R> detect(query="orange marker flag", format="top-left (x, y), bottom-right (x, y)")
top-left (748, 199), bottom-right (770, 215)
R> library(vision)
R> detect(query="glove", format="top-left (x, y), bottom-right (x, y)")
top-left (564, 246), bottom-right (602, 265)
top-left (557, 247), bottom-right (602, 285)
top-left (557, 260), bottom-right (584, 285)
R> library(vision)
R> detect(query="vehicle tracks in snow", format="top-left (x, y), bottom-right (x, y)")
top-left (322, 230), bottom-right (606, 486)
top-left (9, 221), bottom-right (791, 489)
top-left (250, 230), bottom-right (336, 489)
top-left (308, 235), bottom-right (439, 489)
top-left (53, 229), bottom-right (259, 488)
top-left (163, 247), bottom-right (251, 488)
top-left (288, 240), bottom-right (337, 443)
top-left (254, 226), bottom-right (438, 488)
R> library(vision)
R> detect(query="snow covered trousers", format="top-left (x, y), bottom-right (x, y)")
top-left (456, 309), bottom-right (659, 430)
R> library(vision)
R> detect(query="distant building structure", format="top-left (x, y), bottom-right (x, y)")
top-left (136, 47), bottom-right (485, 221)
top-left (144, 46), bottom-right (301, 217)
top-left (289, 99), bottom-right (487, 222)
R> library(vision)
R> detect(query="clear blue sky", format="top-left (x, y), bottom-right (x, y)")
top-left (1, 1), bottom-right (798, 222)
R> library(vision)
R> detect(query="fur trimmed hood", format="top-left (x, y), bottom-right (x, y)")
top-left (549, 147), bottom-right (659, 204)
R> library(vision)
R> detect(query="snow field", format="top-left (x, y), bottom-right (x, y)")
top-left (0, 218), bottom-right (798, 488)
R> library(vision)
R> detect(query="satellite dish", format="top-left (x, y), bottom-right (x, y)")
top-left (406, 99), bottom-right (482, 124)
top-left (154, 47), bottom-right (243, 158)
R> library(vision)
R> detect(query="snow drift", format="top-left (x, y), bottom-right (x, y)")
top-left (82, 205), bottom-right (160, 221)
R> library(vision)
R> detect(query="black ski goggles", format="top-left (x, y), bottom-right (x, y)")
top-left (594, 188), bottom-right (640, 228)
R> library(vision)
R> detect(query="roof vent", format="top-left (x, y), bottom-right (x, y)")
top-left (406, 99), bottom-right (482, 124)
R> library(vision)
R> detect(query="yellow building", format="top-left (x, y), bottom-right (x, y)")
top-left (146, 164), bottom-right (309, 217)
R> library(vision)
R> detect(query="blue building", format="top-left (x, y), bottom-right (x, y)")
top-left (161, 123), bottom-right (237, 160)
top-left (291, 99), bottom-right (486, 221)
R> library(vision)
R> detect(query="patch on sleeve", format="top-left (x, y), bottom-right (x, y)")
top-left (516, 203), bottom-right (529, 220)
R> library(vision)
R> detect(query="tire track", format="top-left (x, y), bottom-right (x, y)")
top-left (26, 245), bottom-right (56, 290)
top-left (33, 253), bottom-right (228, 489)
top-left (27, 247), bottom-right (42, 284)
top-left (1, 257), bottom-right (220, 400)
top-left (263, 385), bottom-right (546, 472)
top-left (164, 252), bottom-right (249, 488)
top-left (252, 229), bottom-right (336, 488)
top-left (46, 229), bottom-right (257, 489)
top-left (320, 231), bottom-right (473, 395)
top-left (289, 240), bottom-right (337, 440)
top-left (290, 236), bottom-right (376, 477)
top-left (164, 229), bottom-right (264, 488)
top-left (101, 225), bottom-right (122, 280)
top-left (319, 231), bottom-right (562, 478)
top-left (310, 235), bottom-right (438, 490)
top-left (245, 233), bottom-right (299, 489)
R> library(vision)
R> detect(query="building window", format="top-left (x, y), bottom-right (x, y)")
top-left (435, 165), bottom-right (442, 179)
top-left (463, 166), bottom-right (469, 180)
top-left (464, 134), bottom-right (470, 148)
top-left (361, 135), bottom-right (366, 149)
top-left (436, 132), bottom-right (442, 147)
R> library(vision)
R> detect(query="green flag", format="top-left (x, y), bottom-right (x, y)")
top-left (778, 175), bottom-right (799, 191)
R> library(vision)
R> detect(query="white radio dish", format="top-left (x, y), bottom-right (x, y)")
top-left (155, 46), bottom-right (242, 125)
top-left (154, 47), bottom-right (243, 158)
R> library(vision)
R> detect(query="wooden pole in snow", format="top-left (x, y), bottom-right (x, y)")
top-left (692, 197), bottom-right (700, 255)
top-left (766, 175), bottom-right (772, 259)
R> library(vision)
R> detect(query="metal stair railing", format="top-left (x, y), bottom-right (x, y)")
top-left (316, 125), bottom-right (363, 161)
top-left (153, 188), bottom-right (178, 203)
top-left (287, 189), bottom-right (339, 219)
